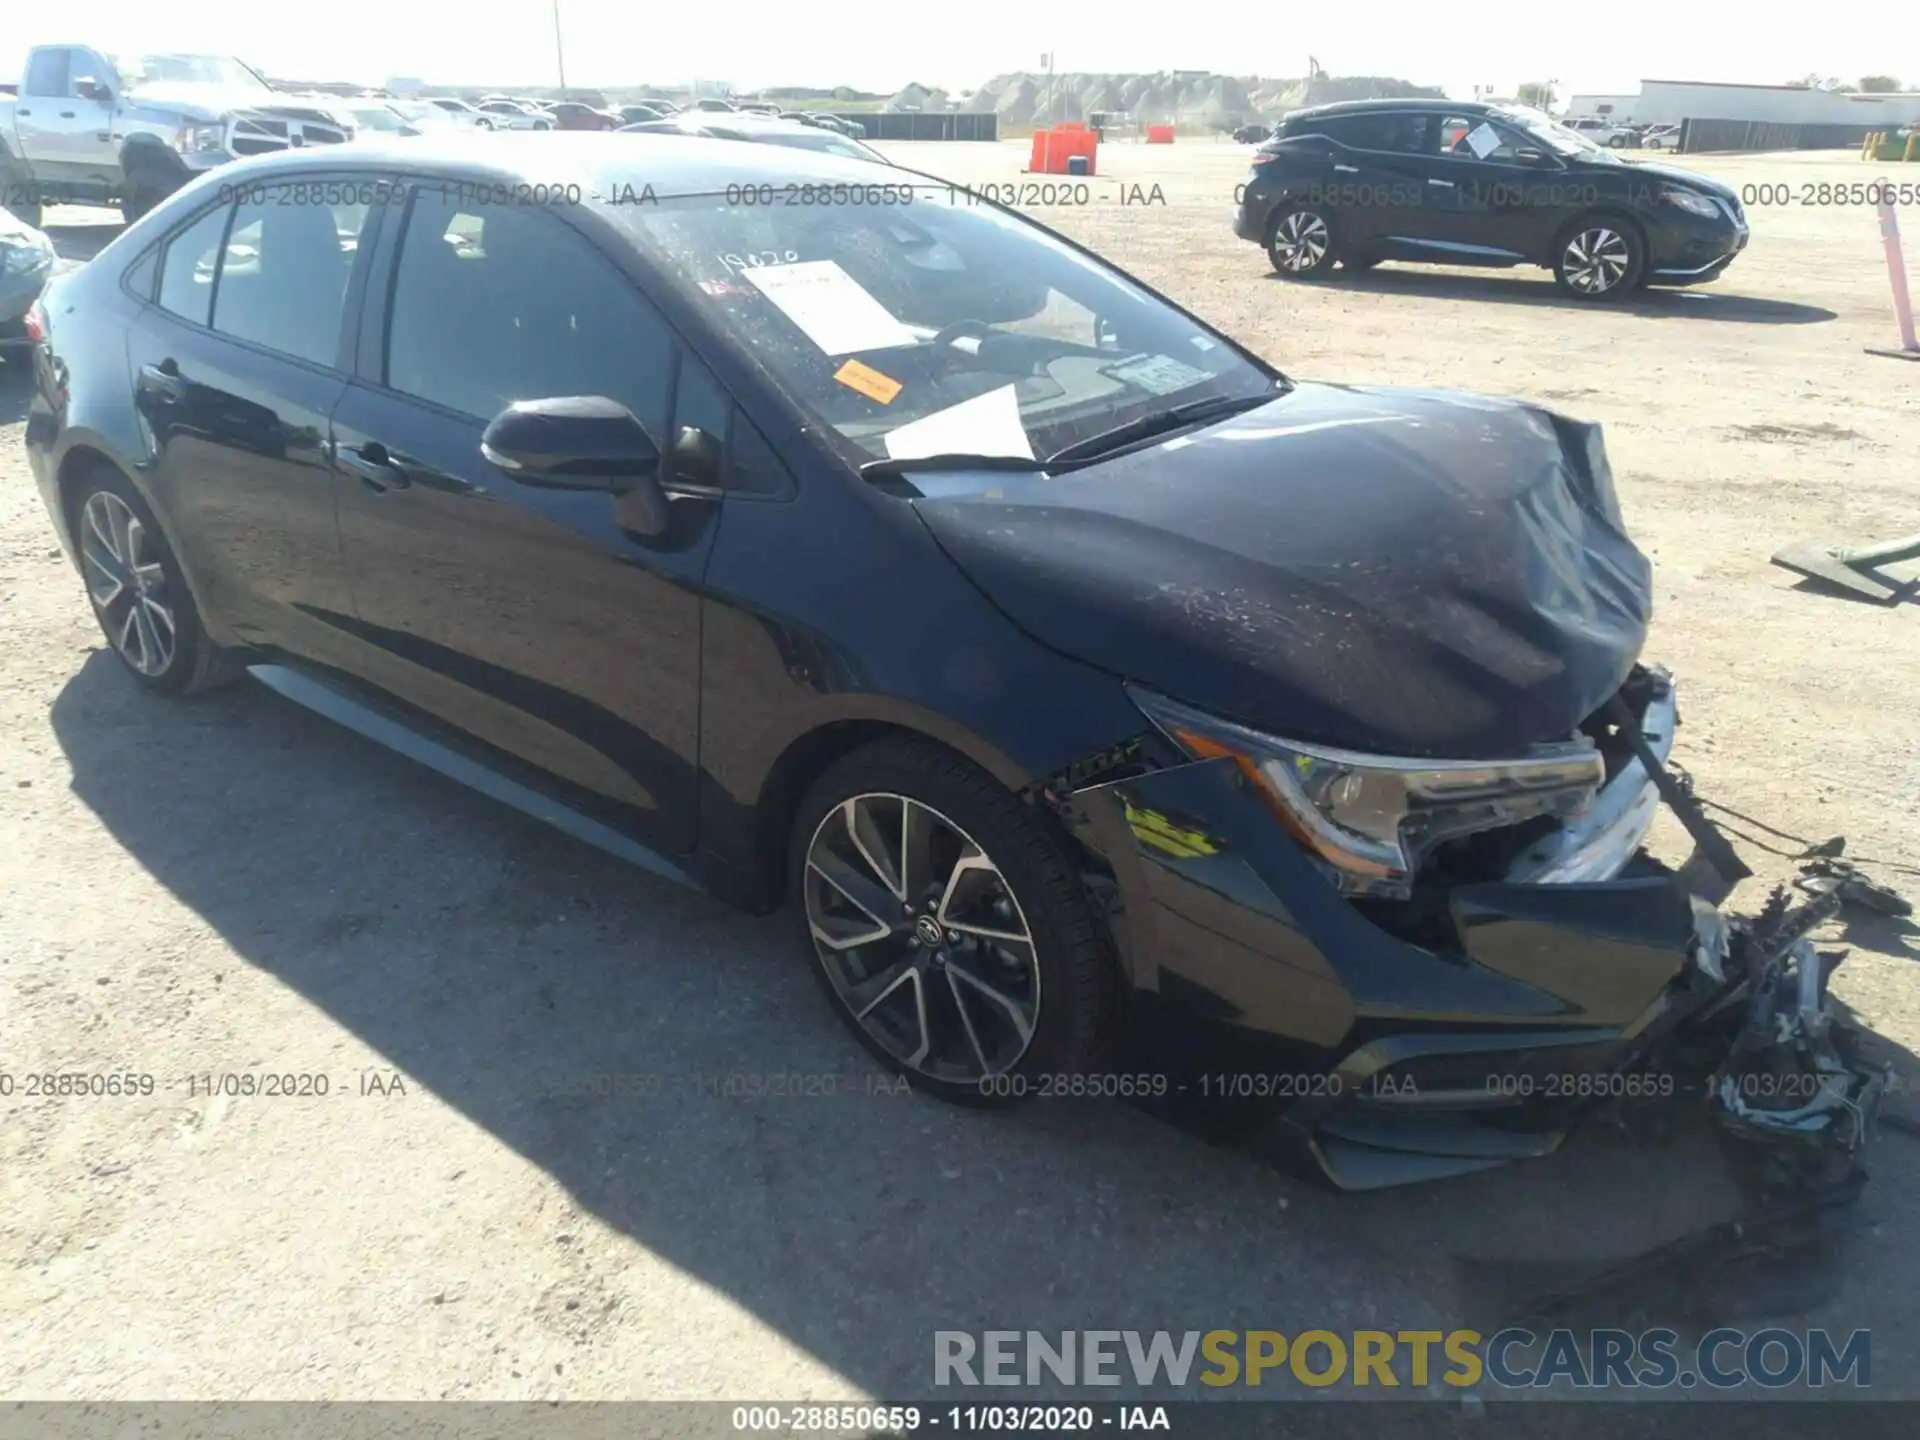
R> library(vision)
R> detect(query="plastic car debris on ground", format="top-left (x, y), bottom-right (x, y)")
top-left (1495, 837), bottom-right (1911, 1330)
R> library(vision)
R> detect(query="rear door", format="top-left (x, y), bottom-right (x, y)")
top-left (125, 176), bottom-right (377, 662)
top-left (1290, 111), bottom-right (1433, 253)
top-left (328, 183), bottom-right (725, 853)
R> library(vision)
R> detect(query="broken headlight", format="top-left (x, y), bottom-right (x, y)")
top-left (1129, 686), bottom-right (1605, 900)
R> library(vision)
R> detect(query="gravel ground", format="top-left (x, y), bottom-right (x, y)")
top-left (2, 141), bottom-right (1918, 1403)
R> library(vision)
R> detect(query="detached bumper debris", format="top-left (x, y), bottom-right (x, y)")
top-left (1707, 896), bottom-right (1886, 1155)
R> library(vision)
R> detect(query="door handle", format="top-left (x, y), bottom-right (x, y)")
top-left (1332, 163), bottom-right (1358, 174)
top-left (336, 441), bottom-right (412, 492)
top-left (137, 360), bottom-right (186, 400)
top-left (1427, 178), bottom-right (1456, 188)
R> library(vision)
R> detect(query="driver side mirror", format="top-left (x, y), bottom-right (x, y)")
top-left (74, 76), bottom-right (114, 103)
top-left (480, 395), bottom-right (673, 532)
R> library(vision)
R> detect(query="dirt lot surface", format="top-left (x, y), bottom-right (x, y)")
top-left (3, 141), bottom-right (1918, 1403)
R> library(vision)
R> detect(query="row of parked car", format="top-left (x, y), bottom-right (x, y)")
top-left (0, 44), bottom-right (875, 230)
top-left (1563, 117), bottom-right (1683, 150)
top-left (397, 92), bottom-right (870, 139)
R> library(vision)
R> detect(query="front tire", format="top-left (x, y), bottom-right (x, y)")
top-left (70, 465), bottom-right (235, 695)
top-left (1265, 202), bottom-right (1339, 279)
top-left (791, 738), bottom-right (1121, 1105)
top-left (1551, 217), bottom-right (1644, 300)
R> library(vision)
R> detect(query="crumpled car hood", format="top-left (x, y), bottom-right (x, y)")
top-left (911, 381), bottom-right (1652, 759)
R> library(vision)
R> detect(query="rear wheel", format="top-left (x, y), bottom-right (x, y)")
top-left (791, 738), bottom-right (1120, 1105)
top-left (1552, 218), bottom-right (1644, 300)
top-left (70, 465), bottom-right (236, 695)
top-left (1265, 203), bottom-right (1339, 279)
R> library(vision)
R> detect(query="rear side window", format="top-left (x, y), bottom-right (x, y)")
top-left (384, 191), bottom-right (676, 432)
top-left (210, 183), bottom-right (369, 368)
top-left (155, 204), bottom-right (231, 327)
top-left (22, 51), bottom-right (72, 98)
top-left (1307, 113), bottom-right (1430, 153)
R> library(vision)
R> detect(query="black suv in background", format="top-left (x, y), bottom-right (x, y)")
top-left (1234, 100), bottom-right (1749, 299)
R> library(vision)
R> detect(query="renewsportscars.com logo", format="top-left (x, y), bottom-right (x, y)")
top-left (933, 1328), bottom-right (1871, 1391)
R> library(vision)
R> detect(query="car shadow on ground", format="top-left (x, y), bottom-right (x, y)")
top-left (47, 653), bottom-right (1920, 1398)
top-left (1287, 267), bottom-right (1837, 324)
top-left (0, 358), bottom-right (33, 425)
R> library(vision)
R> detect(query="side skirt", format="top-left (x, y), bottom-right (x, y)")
top-left (246, 663), bottom-right (706, 894)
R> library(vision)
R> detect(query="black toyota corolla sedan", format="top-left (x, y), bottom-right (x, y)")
top-left (23, 135), bottom-right (1872, 1189)
top-left (1234, 100), bottom-right (1749, 298)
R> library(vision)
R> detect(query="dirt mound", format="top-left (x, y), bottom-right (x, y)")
top-left (968, 70), bottom-right (1443, 128)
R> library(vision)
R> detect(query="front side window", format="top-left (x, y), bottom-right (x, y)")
top-left (155, 204), bottom-right (232, 327)
top-left (1436, 115), bottom-right (1526, 161)
top-left (385, 192), bottom-right (676, 433)
top-left (613, 186), bottom-right (1274, 468)
top-left (210, 183), bottom-right (368, 368)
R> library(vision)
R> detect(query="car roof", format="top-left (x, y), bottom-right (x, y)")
top-left (1288, 98), bottom-right (1491, 121)
top-left (205, 129), bottom-right (897, 196)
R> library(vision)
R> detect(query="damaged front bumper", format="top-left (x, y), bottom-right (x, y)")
top-left (1056, 677), bottom-right (1885, 1191)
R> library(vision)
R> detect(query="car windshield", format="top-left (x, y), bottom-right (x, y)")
top-left (611, 185), bottom-right (1276, 470)
top-left (111, 53), bottom-right (272, 92)
top-left (393, 102), bottom-right (454, 126)
top-left (350, 106), bottom-right (408, 131)
top-left (1493, 105), bottom-right (1613, 158)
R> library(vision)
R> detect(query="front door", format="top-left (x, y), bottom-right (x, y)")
top-left (330, 186), bottom-right (721, 853)
top-left (1417, 114), bottom-right (1567, 264)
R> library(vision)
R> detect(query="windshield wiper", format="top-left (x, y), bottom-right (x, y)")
top-left (858, 453), bottom-right (1046, 485)
top-left (1043, 390), bottom-right (1277, 469)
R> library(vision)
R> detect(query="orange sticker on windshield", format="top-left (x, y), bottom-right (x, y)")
top-left (834, 359), bottom-right (903, 405)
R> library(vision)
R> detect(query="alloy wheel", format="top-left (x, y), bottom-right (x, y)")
top-left (80, 490), bottom-right (176, 677)
top-left (803, 792), bottom-right (1041, 1083)
top-left (1270, 210), bottom-right (1330, 272)
top-left (1561, 226), bottom-right (1632, 295)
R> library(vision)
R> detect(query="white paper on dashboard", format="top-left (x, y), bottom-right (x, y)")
top-left (741, 260), bottom-right (920, 355)
top-left (1464, 123), bottom-right (1502, 158)
top-left (1106, 353), bottom-right (1211, 396)
top-left (883, 385), bottom-right (1036, 461)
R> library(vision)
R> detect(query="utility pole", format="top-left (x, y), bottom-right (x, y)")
top-left (552, 0), bottom-right (567, 93)
top-left (1042, 51), bottom-right (1056, 127)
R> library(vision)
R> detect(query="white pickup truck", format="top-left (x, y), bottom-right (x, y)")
top-left (0, 44), bottom-right (356, 227)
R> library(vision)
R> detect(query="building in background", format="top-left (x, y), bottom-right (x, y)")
top-left (385, 77), bottom-right (428, 96)
top-left (1569, 80), bottom-right (1920, 127)
top-left (1564, 92), bottom-right (1641, 122)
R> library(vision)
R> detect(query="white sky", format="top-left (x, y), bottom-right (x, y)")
top-left (4, 1), bottom-right (1908, 98)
